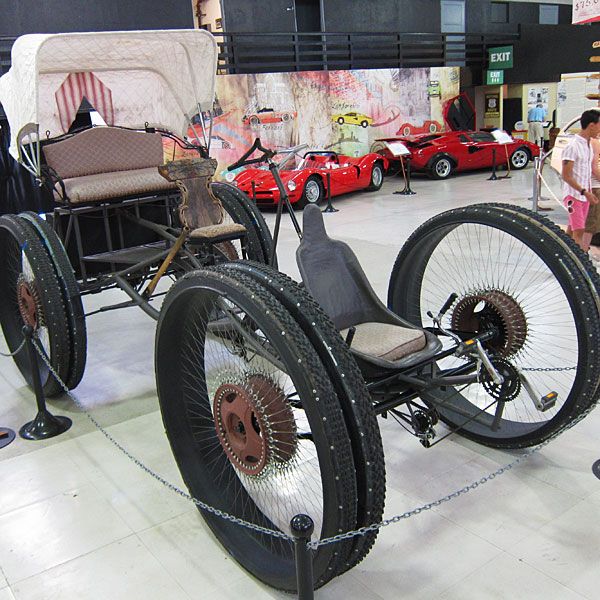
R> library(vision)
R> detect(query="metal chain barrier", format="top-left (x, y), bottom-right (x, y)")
top-left (27, 335), bottom-right (596, 550)
top-left (0, 338), bottom-right (26, 358)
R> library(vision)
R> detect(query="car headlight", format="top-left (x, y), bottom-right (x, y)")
top-left (287, 180), bottom-right (297, 191)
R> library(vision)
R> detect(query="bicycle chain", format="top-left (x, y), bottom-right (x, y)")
top-left (29, 337), bottom-right (594, 550)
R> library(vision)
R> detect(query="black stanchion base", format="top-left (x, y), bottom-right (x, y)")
top-left (487, 173), bottom-right (498, 181)
top-left (19, 410), bottom-right (72, 441)
top-left (593, 459), bottom-right (600, 480)
top-left (0, 427), bottom-right (16, 449)
top-left (394, 189), bottom-right (416, 195)
top-left (322, 204), bottom-right (338, 213)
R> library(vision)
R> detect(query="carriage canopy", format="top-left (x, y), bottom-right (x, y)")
top-left (0, 29), bottom-right (218, 159)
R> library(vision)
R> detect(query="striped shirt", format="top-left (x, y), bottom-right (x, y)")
top-left (562, 134), bottom-right (592, 199)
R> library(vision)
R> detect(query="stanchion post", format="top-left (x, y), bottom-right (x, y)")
top-left (488, 148), bottom-right (498, 180)
top-left (397, 157), bottom-right (416, 195)
top-left (291, 514), bottom-right (315, 600)
top-left (251, 180), bottom-right (256, 203)
top-left (19, 326), bottom-right (72, 440)
top-left (322, 172), bottom-right (338, 213)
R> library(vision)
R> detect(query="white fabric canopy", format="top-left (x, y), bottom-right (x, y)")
top-left (0, 29), bottom-right (217, 159)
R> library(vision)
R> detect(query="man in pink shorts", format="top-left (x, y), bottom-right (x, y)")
top-left (562, 109), bottom-right (600, 249)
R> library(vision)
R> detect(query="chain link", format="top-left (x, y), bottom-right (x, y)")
top-left (521, 366), bottom-right (577, 372)
top-left (29, 337), bottom-right (596, 551)
top-left (0, 338), bottom-right (26, 358)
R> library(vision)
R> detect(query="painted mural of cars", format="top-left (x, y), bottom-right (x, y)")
top-left (232, 151), bottom-right (388, 208)
top-left (242, 107), bottom-right (297, 125)
top-left (373, 93), bottom-right (540, 179)
top-left (332, 112), bottom-right (373, 127)
top-left (428, 80), bottom-right (441, 97)
top-left (396, 120), bottom-right (442, 136)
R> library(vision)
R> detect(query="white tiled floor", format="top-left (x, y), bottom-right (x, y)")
top-left (1, 164), bottom-right (599, 600)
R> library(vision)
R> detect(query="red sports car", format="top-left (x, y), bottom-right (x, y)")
top-left (373, 93), bottom-right (540, 179)
top-left (232, 151), bottom-right (388, 207)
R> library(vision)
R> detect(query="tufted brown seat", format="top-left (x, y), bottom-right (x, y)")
top-left (42, 127), bottom-right (177, 204)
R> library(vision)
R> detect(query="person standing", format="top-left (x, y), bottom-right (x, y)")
top-left (562, 109), bottom-right (600, 250)
top-left (584, 133), bottom-right (600, 261)
top-left (528, 102), bottom-right (546, 147)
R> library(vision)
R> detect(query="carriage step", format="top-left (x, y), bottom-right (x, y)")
top-left (83, 241), bottom-right (167, 264)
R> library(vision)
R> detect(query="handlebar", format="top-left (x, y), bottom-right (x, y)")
top-left (227, 138), bottom-right (277, 171)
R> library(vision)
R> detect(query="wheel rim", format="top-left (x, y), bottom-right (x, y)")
top-left (512, 150), bottom-right (528, 168)
top-left (338, 118), bottom-right (344, 124)
top-left (304, 179), bottom-right (321, 204)
top-left (371, 166), bottom-right (383, 188)
top-left (393, 218), bottom-right (585, 440)
top-left (156, 273), bottom-right (357, 589)
top-left (435, 159), bottom-right (451, 177)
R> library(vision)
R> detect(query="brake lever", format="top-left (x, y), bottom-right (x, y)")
top-left (227, 137), bottom-right (277, 171)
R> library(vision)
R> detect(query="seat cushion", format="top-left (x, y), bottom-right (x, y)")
top-left (57, 167), bottom-right (177, 204)
top-left (340, 321), bottom-right (426, 361)
top-left (189, 222), bottom-right (246, 239)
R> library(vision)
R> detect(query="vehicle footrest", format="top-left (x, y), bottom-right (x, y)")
top-left (539, 391), bottom-right (557, 412)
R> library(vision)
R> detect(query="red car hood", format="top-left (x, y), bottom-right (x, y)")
top-left (234, 168), bottom-right (296, 190)
top-left (442, 93), bottom-right (476, 131)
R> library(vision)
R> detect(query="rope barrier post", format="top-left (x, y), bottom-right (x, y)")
top-left (487, 148), bottom-right (498, 181)
top-left (19, 326), bottom-right (72, 441)
top-left (251, 180), bottom-right (256, 203)
top-left (396, 157), bottom-right (416, 195)
top-left (291, 514), bottom-right (315, 600)
top-left (322, 172), bottom-right (338, 213)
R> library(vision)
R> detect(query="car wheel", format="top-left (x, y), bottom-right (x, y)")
top-left (297, 175), bottom-right (324, 208)
top-left (337, 117), bottom-right (345, 125)
top-left (430, 156), bottom-right (453, 180)
top-left (361, 121), bottom-right (369, 128)
top-left (282, 113), bottom-right (291, 122)
top-left (428, 122), bottom-right (438, 133)
top-left (510, 147), bottom-right (530, 170)
top-left (402, 125), bottom-right (411, 136)
top-left (368, 162), bottom-right (384, 191)
top-left (249, 116), bottom-right (260, 126)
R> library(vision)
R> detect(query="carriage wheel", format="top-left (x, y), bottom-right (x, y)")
top-left (20, 212), bottom-right (87, 390)
top-left (0, 215), bottom-right (71, 396)
top-left (155, 269), bottom-right (358, 591)
top-left (211, 182), bottom-right (277, 267)
top-left (388, 204), bottom-right (600, 449)
top-left (215, 261), bottom-right (386, 573)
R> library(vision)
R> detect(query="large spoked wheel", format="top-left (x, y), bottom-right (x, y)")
top-left (217, 261), bottom-right (386, 573)
top-left (388, 204), bottom-right (600, 449)
top-left (211, 182), bottom-right (277, 267)
top-left (156, 269), bottom-right (358, 591)
top-left (0, 215), bottom-right (72, 396)
top-left (20, 212), bottom-right (87, 390)
top-left (297, 175), bottom-right (324, 208)
top-left (510, 147), bottom-right (530, 170)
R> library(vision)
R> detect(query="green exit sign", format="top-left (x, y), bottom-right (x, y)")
top-left (487, 70), bottom-right (504, 85)
top-left (489, 45), bottom-right (513, 69)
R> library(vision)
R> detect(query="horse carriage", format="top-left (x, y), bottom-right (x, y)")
top-left (1, 29), bottom-right (599, 595)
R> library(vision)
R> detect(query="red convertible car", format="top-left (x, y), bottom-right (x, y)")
top-left (373, 93), bottom-right (540, 179)
top-left (232, 151), bottom-right (388, 207)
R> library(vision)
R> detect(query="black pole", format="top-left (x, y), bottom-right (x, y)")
top-left (19, 325), bottom-right (72, 440)
top-left (488, 148), bottom-right (498, 180)
top-left (322, 172), bottom-right (338, 213)
top-left (251, 180), bottom-right (256, 203)
top-left (291, 514), bottom-right (315, 600)
top-left (397, 157), bottom-right (416, 195)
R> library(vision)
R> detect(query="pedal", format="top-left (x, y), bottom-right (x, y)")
top-left (538, 391), bottom-right (557, 412)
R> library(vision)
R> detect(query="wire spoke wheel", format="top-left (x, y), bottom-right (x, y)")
top-left (156, 269), bottom-right (357, 591)
top-left (388, 204), bottom-right (600, 448)
top-left (0, 215), bottom-right (71, 396)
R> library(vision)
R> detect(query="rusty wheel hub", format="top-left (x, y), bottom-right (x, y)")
top-left (213, 374), bottom-right (297, 477)
top-left (451, 289), bottom-right (527, 358)
top-left (16, 276), bottom-right (43, 332)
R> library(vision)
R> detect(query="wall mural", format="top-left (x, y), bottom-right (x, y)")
top-left (169, 66), bottom-right (460, 178)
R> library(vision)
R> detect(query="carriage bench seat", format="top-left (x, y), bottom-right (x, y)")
top-left (42, 126), bottom-right (177, 204)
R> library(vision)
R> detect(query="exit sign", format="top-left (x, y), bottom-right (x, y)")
top-left (487, 70), bottom-right (504, 85)
top-left (489, 46), bottom-right (513, 69)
